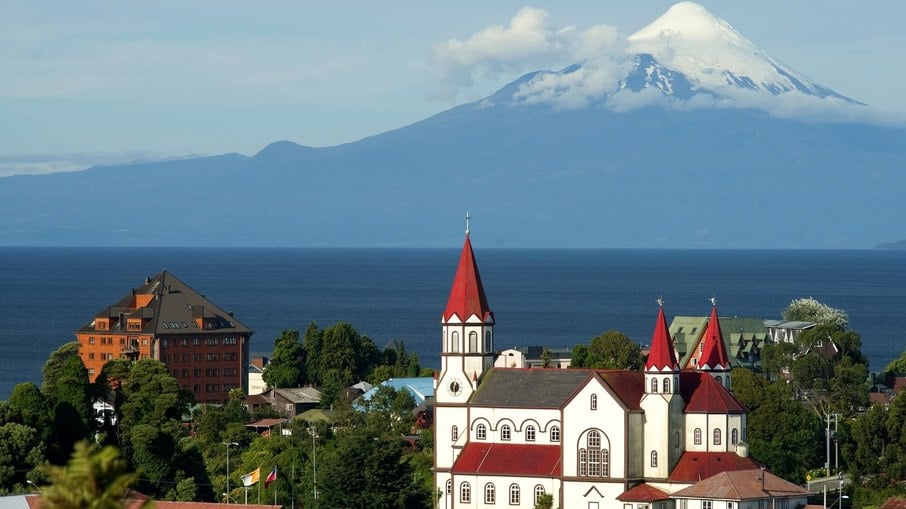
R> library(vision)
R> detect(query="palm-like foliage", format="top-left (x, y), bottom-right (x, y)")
top-left (41, 441), bottom-right (152, 509)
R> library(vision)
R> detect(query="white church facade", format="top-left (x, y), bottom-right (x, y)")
top-left (433, 231), bottom-right (809, 509)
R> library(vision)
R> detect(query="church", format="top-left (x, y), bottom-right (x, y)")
top-left (433, 230), bottom-right (807, 509)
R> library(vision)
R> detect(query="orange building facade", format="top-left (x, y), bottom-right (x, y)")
top-left (75, 270), bottom-right (252, 404)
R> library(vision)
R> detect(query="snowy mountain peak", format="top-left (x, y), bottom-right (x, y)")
top-left (627, 2), bottom-right (855, 102)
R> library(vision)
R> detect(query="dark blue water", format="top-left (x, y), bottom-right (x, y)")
top-left (1, 247), bottom-right (904, 400)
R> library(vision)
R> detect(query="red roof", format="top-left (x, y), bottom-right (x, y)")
top-left (598, 370), bottom-right (645, 411)
top-left (453, 443), bottom-right (561, 476)
top-left (646, 303), bottom-right (679, 371)
top-left (617, 483), bottom-right (669, 502)
top-left (443, 234), bottom-right (493, 323)
top-left (698, 304), bottom-right (730, 370)
top-left (669, 451), bottom-right (761, 483)
top-left (681, 371), bottom-right (746, 414)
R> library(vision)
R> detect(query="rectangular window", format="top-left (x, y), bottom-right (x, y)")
top-left (703, 501), bottom-right (712, 509)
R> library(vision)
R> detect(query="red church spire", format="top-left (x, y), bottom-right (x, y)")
top-left (443, 223), bottom-right (493, 323)
top-left (646, 298), bottom-right (679, 372)
top-left (698, 298), bottom-right (731, 370)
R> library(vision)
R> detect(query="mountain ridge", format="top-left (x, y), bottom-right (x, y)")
top-left (1, 3), bottom-right (903, 249)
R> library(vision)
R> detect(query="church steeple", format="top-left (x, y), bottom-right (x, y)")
top-left (437, 218), bottom-right (496, 405)
top-left (443, 232), bottom-right (493, 324)
top-left (646, 298), bottom-right (679, 373)
top-left (698, 298), bottom-right (732, 389)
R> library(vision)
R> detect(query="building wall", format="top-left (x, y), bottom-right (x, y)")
top-left (159, 333), bottom-right (248, 404)
top-left (446, 474), bottom-right (559, 509)
top-left (562, 378), bottom-right (630, 479)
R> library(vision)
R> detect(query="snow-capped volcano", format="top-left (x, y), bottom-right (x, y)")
top-left (626, 2), bottom-right (856, 102)
top-left (499, 1), bottom-right (859, 109)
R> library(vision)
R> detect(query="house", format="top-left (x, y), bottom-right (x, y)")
top-left (494, 346), bottom-right (572, 369)
top-left (764, 319), bottom-right (816, 345)
top-left (74, 270), bottom-right (253, 404)
top-left (671, 316), bottom-right (770, 371)
top-left (672, 469), bottom-right (810, 509)
top-left (435, 231), bottom-right (774, 509)
top-left (248, 356), bottom-right (269, 396)
top-left (258, 387), bottom-right (322, 417)
top-left (359, 377), bottom-right (435, 407)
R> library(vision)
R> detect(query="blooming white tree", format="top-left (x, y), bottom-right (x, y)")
top-left (782, 297), bottom-right (848, 330)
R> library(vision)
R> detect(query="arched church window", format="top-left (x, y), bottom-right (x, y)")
top-left (579, 430), bottom-right (609, 477)
top-left (484, 483), bottom-right (495, 504)
top-left (590, 393), bottom-right (597, 410)
top-left (501, 424), bottom-right (512, 441)
top-left (650, 450), bottom-right (658, 467)
top-left (451, 331), bottom-right (459, 353)
top-left (713, 428), bottom-right (722, 446)
top-left (446, 480), bottom-right (451, 495)
top-left (663, 377), bottom-right (671, 393)
top-left (526, 425), bottom-right (536, 441)
top-left (534, 486), bottom-right (545, 506)
top-left (550, 425), bottom-right (561, 442)
top-left (694, 428), bottom-right (702, 445)
top-left (651, 378), bottom-right (658, 393)
top-left (451, 425), bottom-right (458, 442)
top-left (460, 482), bottom-right (471, 503)
top-left (509, 484), bottom-right (520, 505)
top-left (476, 423), bottom-right (487, 440)
top-left (716, 375), bottom-right (723, 385)
top-left (731, 428), bottom-right (738, 445)
top-left (485, 331), bottom-right (492, 351)
top-left (469, 331), bottom-right (478, 352)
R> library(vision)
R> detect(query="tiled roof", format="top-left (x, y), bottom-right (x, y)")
top-left (360, 377), bottom-right (434, 406)
top-left (680, 371), bottom-right (746, 414)
top-left (879, 498), bottom-right (906, 509)
top-left (617, 483), bottom-right (669, 502)
top-left (669, 452), bottom-right (761, 483)
top-left (597, 371), bottom-right (645, 411)
top-left (673, 468), bottom-right (808, 499)
top-left (698, 304), bottom-right (731, 370)
top-left (469, 368), bottom-right (591, 408)
top-left (76, 270), bottom-right (252, 336)
top-left (443, 234), bottom-right (493, 323)
top-left (273, 387), bottom-right (322, 404)
top-left (453, 443), bottom-right (561, 476)
top-left (646, 303), bottom-right (679, 371)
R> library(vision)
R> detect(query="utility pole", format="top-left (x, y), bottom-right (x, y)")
top-left (223, 441), bottom-right (238, 503)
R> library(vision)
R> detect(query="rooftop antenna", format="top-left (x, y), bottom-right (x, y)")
top-left (465, 212), bottom-right (471, 235)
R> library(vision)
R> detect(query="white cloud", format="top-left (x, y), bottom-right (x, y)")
top-left (432, 7), bottom-right (625, 100)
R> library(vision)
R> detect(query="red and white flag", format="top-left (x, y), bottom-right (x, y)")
top-left (264, 466), bottom-right (277, 487)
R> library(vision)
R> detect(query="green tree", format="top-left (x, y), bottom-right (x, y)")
top-left (304, 322), bottom-right (380, 405)
top-left (263, 330), bottom-right (305, 388)
top-left (0, 422), bottom-right (46, 492)
top-left (761, 341), bottom-right (798, 379)
top-left (783, 297), bottom-right (848, 330)
top-left (42, 342), bottom-right (92, 463)
top-left (363, 386), bottom-right (416, 437)
top-left (882, 351), bottom-right (906, 377)
top-left (570, 330), bottom-right (642, 370)
top-left (40, 441), bottom-right (149, 509)
top-left (7, 382), bottom-right (53, 442)
top-left (745, 380), bottom-right (823, 481)
top-left (317, 427), bottom-right (427, 508)
top-left (534, 493), bottom-right (555, 509)
top-left (541, 347), bottom-right (552, 368)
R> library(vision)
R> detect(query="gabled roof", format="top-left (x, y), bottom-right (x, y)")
top-left (680, 371), bottom-right (746, 414)
top-left (453, 443), bottom-right (561, 476)
top-left (673, 468), bottom-right (808, 500)
top-left (617, 483), bottom-right (669, 502)
top-left (646, 303), bottom-right (679, 372)
top-left (669, 452), bottom-right (761, 483)
top-left (272, 387), bottom-right (322, 404)
top-left (597, 371), bottom-right (645, 411)
top-left (443, 234), bottom-right (493, 323)
top-left (698, 303), bottom-right (731, 371)
top-left (469, 368), bottom-right (591, 408)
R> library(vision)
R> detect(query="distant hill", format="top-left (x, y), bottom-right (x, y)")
top-left (1, 2), bottom-right (904, 249)
top-left (877, 240), bottom-right (906, 250)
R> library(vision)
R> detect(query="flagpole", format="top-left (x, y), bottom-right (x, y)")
top-left (258, 476), bottom-right (261, 505)
top-left (244, 487), bottom-right (248, 505)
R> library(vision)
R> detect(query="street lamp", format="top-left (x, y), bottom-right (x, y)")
top-left (223, 442), bottom-right (239, 503)
top-left (309, 427), bottom-right (318, 509)
top-left (26, 480), bottom-right (40, 493)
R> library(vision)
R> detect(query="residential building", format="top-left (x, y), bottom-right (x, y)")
top-left (672, 316), bottom-right (769, 371)
top-left (434, 231), bottom-right (789, 509)
top-left (764, 319), bottom-right (817, 345)
top-left (494, 346), bottom-right (572, 368)
top-left (75, 270), bottom-right (252, 404)
top-left (258, 387), bottom-right (322, 417)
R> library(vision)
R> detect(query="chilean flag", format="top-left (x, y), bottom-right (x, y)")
top-left (264, 466), bottom-right (277, 487)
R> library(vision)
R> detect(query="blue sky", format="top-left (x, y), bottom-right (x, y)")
top-left (2, 1), bottom-right (904, 175)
